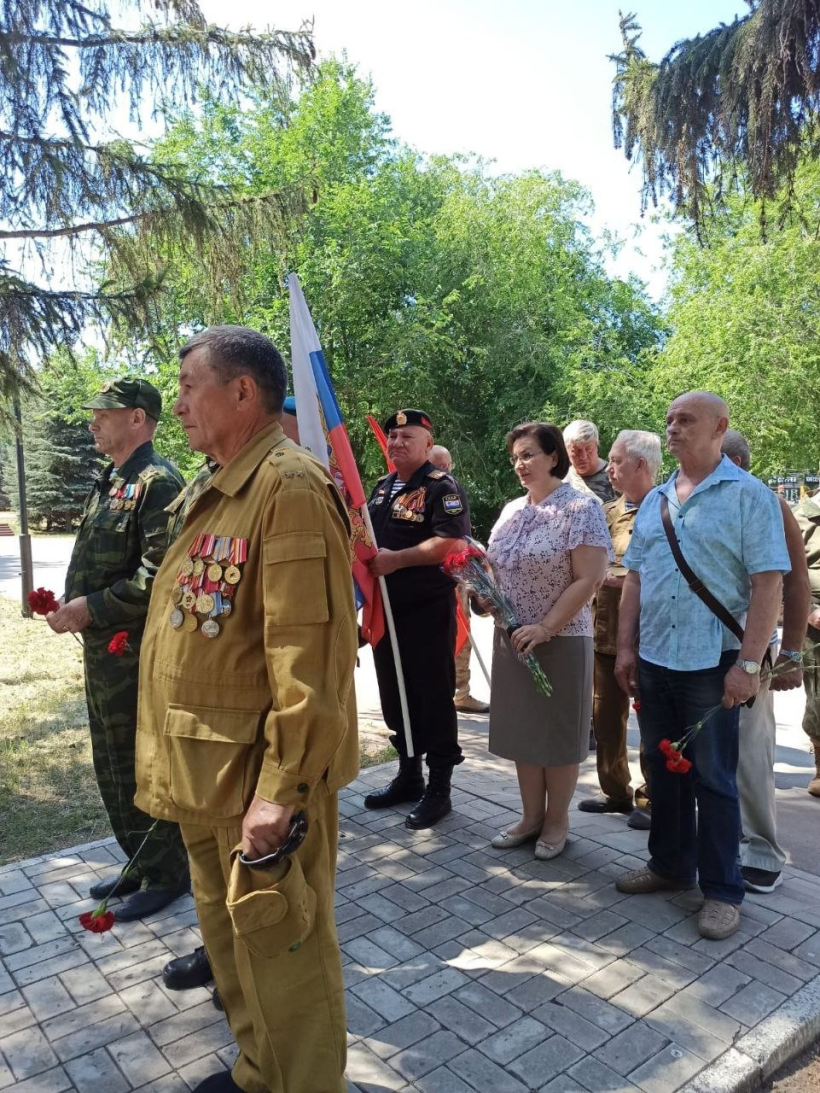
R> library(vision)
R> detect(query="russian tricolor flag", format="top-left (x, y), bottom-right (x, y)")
top-left (289, 273), bottom-right (385, 647)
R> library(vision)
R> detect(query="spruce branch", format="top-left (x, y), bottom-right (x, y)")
top-left (611, 2), bottom-right (820, 232)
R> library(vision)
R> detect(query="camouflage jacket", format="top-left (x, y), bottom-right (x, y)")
top-left (793, 492), bottom-right (820, 609)
top-left (65, 441), bottom-right (184, 636)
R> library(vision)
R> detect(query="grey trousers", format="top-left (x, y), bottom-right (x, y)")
top-left (737, 645), bottom-right (786, 873)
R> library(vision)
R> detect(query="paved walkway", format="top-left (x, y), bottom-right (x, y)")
top-left (1, 720), bottom-right (820, 1093)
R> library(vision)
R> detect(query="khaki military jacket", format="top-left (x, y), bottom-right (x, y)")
top-left (793, 493), bottom-right (820, 609)
top-left (593, 494), bottom-right (638, 656)
top-left (134, 422), bottom-right (359, 825)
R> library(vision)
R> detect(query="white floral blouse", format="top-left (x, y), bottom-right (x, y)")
top-left (487, 483), bottom-right (613, 636)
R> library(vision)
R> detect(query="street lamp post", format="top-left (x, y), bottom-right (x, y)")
top-left (13, 399), bottom-right (34, 617)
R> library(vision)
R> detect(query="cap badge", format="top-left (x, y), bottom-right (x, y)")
top-left (100, 382), bottom-right (111, 393)
top-left (396, 410), bottom-right (407, 426)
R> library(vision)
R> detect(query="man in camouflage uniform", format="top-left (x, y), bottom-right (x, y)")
top-left (792, 489), bottom-right (820, 797)
top-left (48, 377), bottom-right (190, 920)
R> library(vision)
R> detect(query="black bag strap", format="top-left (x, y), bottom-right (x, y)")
top-left (659, 494), bottom-right (745, 644)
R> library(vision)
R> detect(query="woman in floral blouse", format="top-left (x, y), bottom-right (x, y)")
top-left (487, 422), bottom-right (612, 859)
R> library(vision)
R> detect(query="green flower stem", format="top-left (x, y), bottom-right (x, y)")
top-left (92, 819), bottom-right (159, 918)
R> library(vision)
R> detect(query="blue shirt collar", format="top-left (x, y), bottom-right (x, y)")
top-left (659, 454), bottom-right (741, 503)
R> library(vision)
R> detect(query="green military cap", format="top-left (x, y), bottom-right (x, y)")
top-left (383, 408), bottom-right (434, 433)
top-left (82, 377), bottom-right (162, 420)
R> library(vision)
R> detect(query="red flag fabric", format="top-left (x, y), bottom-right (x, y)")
top-left (455, 598), bottom-right (470, 656)
top-left (367, 414), bottom-right (396, 472)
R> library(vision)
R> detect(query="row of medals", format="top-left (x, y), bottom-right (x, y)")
top-left (109, 479), bottom-right (140, 511)
top-left (169, 557), bottom-right (242, 639)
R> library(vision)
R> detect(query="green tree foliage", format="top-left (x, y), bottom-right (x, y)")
top-left (148, 62), bottom-right (663, 531)
top-left (642, 158), bottom-right (820, 475)
top-left (0, 0), bottom-right (313, 407)
top-left (612, 4), bottom-right (820, 233)
top-left (2, 360), bottom-right (100, 529)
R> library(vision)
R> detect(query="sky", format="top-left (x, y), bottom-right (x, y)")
top-left (199, 0), bottom-right (749, 299)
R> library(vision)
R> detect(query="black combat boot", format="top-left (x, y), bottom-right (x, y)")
top-left (364, 756), bottom-right (425, 809)
top-left (406, 765), bottom-right (453, 829)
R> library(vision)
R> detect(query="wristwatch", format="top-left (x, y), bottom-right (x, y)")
top-left (779, 649), bottom-right (803, 664)
top-left (735, 659), bottom-right (760, 675)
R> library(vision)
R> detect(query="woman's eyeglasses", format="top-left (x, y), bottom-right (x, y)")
top-left (509, 450), bottom-right (546, 467)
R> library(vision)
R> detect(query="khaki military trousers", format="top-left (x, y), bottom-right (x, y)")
top-left (180, 790), bottom-right (346, 1093)
top-left (802, 628), bottom-right (820, 744)
top-left (593, 652), bottom-right (649, 806)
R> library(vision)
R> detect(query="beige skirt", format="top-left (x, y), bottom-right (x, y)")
top-left (489, 630), bottom-right (593, 767)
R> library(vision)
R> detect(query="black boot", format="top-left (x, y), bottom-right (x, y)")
top-left (406, 765), bottom-right (453, 829)
top-left (163, 946), bottom-right (213, 990)
top-left (364, 757), bottom-right (425, 809)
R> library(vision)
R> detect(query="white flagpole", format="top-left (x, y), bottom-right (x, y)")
top-left (361, 503), bottom-right (415, 759)
top-left (467, 630), bottom-right (491, 689)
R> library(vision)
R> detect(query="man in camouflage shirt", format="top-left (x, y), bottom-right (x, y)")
top-left (48, 377), bottom-right (190, 920)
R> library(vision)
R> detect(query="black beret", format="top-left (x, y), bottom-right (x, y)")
top-left (383, 408), bottom-right (434, 433)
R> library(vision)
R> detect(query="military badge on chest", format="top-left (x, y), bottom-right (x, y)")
top-left (169, 533), bottom-right (248, 638)
top-left (391, 487), bottom-right (426, 523)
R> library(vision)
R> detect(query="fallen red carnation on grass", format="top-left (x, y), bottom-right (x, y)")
top-left (27, 587), bottom-right (59, 615)
top-left (108, 631), bottom-right (130, 656)
top-left (79, 910), bottom-right (115, 933)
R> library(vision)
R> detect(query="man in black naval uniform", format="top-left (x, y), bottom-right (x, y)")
top-left (365, 409), bottom-right (471, 828)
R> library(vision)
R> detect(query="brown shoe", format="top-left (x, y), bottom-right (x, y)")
top-left (455, 694), bottom-right (490, 713)
top-left (615, 867), bottom-right (694, 894)
top-left (698, 900), bottom-right (741, 940)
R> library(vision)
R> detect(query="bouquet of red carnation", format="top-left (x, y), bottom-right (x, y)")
top-left (27, 587), bottom-right (59, 615)
top-left (659, 645), bottom-right (819, 774)
top-left (108, 631), bottom-right (130, 657)
top-left (659, 737), bottom-right (693, 773)
top-left (443, 541), bottom-right (552, 697)
top-left (79, 820), bottom-right (158, 934)
top-left (28, 587), bottom-right (83, 645)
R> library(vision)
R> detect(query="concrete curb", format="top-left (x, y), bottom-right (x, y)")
top-left (680, 974), bottom-right (820, 1093)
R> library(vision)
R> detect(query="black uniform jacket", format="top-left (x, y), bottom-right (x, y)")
top-left (367, 461), bottom-right (471, 608)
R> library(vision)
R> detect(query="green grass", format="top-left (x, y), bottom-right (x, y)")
top-left (0, 596), bottom-right (109, 864)
top-left (0, 595), bottom-right (395, 864)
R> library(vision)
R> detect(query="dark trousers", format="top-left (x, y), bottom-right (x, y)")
top-left (84, 638), bottom-right (188, 890)
top-left (373, 593), bottom-right (462, 769)
top-left (638, 651), bottom-right (743, 905)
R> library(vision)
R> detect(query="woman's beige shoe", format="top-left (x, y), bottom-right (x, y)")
top-left (534, 835), bottom-right (569, 861)
top-left (490, 826), bottom-right (541, 849)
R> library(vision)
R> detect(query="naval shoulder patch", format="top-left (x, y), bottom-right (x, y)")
top-left (442, 493), bottom-right (463, 515)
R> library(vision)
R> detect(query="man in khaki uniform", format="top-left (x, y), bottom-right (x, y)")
top-left (429, 444), bottom-right (489, 713)
top-left (579, 430), bottom-right (660, 827)
top-left (135, 326), bottom-right (358, 1093)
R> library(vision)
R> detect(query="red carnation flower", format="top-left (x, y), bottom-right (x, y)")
top-left (631, 699), bottom-right (641, 714)
top-left (79, 909), bottom-right (115, 933)
top-left (666, 755), bottom-right (693, 774)
top-left (28, 587), bottom-right (59, 616)
top-left (659, 738), bottom-right (675, 758)
top-left (108, 631), bottom-right (130, 657)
